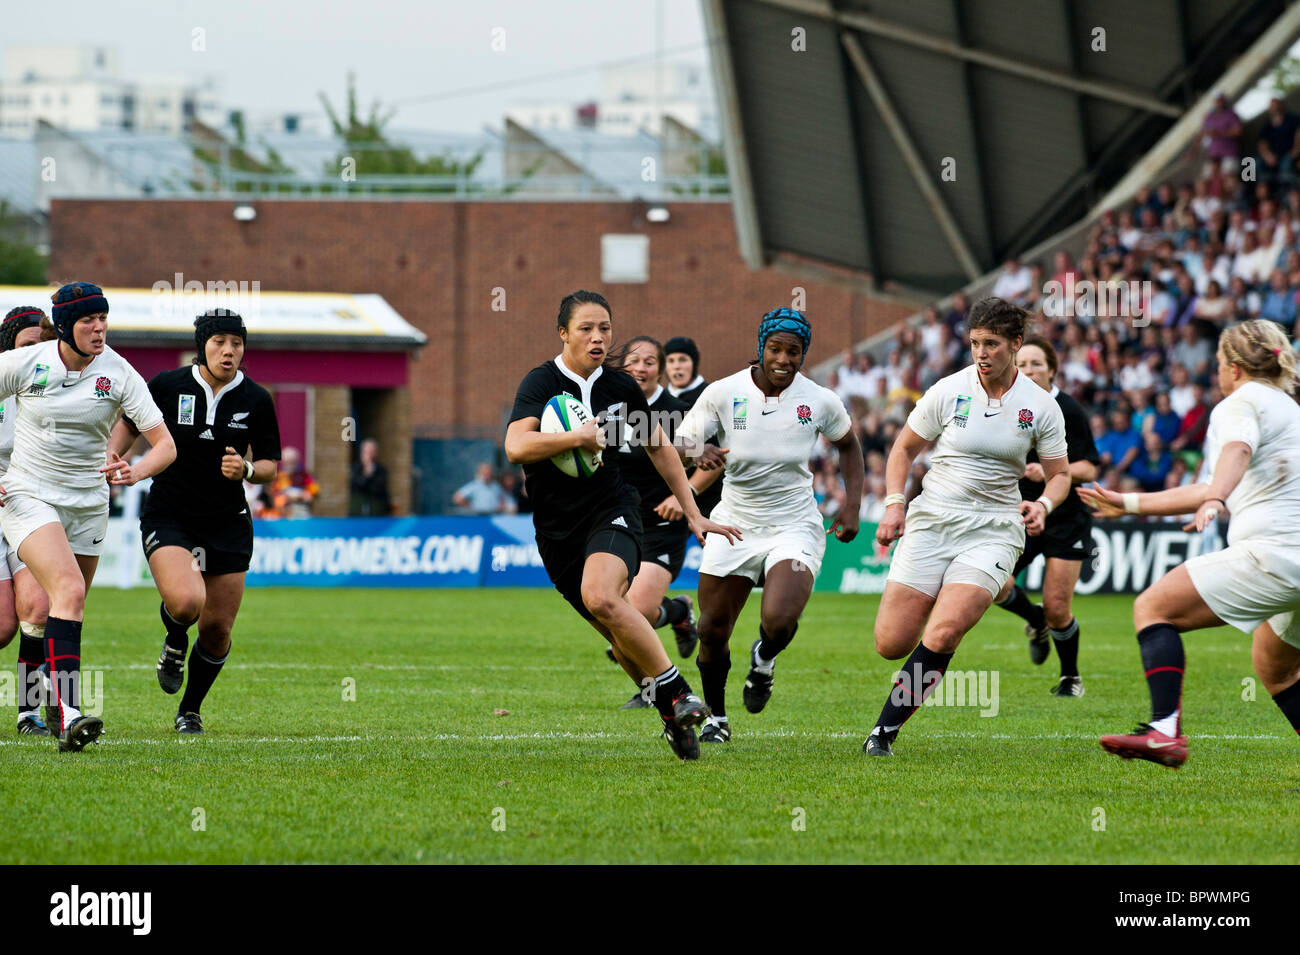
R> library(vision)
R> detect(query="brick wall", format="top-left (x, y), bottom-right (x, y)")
top-left (311, 385), bottom-right (351, 517)
top-left (50, 199), bottom-right (916, 444)
top-left (371, 386), bottom-right (411, 515)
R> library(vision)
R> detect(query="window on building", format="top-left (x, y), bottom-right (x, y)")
top-left (601, 234), bottom-right (651, 284)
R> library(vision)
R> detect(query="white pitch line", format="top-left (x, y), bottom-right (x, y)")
top-left (0, 730), bottom-right (1282, 746)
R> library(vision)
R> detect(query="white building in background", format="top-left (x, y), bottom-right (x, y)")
top-left (506, 61), bottom-right (715, 138)
top-left (0, 45), bottom-right (221, 139)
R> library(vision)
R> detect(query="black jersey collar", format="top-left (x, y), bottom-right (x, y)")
top-left (190, 364), bottom-right (245, 426)
top-left (553, 354), bottom-right (603, 409)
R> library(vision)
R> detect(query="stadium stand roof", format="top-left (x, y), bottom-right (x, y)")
top-left (705, 0), bottom-right (1299, 296)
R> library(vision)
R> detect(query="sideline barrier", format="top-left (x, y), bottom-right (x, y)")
top-left (95, 515), bottom-right (1224, 592)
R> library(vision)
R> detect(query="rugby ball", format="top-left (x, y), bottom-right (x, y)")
top-left (540, 395), bottom-right (602, 478)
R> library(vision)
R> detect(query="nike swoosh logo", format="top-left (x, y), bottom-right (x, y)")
top-left (91, 537), bottom-right (105, 545)
top-left (983, 411), bottom-right (999, 417)
top-left (1147, 739), bottom-right (1178, 749)
top-left (61, 381), bottom-right (79, 388)
top-left (761, 409), bottom-right (779, 415)
top-left (995, 562), bottom-right (1007, 572)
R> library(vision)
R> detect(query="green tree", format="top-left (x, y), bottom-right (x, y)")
top-left (0, 202), bottom-right (46, 285)
top-left (1268, 54), bottom-right (1300, 96)
top-left (318, 73), bottom-right (483, 194)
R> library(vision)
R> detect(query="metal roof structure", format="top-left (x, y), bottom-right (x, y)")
top-left (705, 0), bottom-right (1300, 297)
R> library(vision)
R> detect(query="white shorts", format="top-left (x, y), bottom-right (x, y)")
top-left (1185, 539), bottom-right (1300, 645)
top-left (698, 506), bottom-right (825, 583)
top-left (886, 498), bottom-right (1025, 599)
top-left (0, 534), bottom-right (25, 582)
top-left (0, 475), bottom-right (109, 558)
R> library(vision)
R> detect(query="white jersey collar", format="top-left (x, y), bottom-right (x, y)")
top-left (191, 364), bottom-right (246, 426)
top-left (646, 384), bottom-right (664, 405)
top-left (668, 374), bottom-right (705, 397)
top-left (553, 354), bottom-right (603, 409)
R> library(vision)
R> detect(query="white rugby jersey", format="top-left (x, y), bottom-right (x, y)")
top-left (907, 365), bottom-right (1067, 511)
top-left (1201, 380), bottom-right (1300, 545)
top-left (678, 368), bottom-right (851, 527)
top-left (0, 341), bottom-right (164, 505)
top-left (0, 397), bottom-right (13, 474)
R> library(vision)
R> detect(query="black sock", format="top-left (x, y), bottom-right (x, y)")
top-left (997, 585), bottom-right (1044, 630)
top-left (1137, 623), bottom-right (1184, 724)
top-left (1051, 618), bottom-right (1081, 678)
top-left (16, 630), bottom-right (43, 715)
top-left (44, 616), bottom-right (83, 730)
top-left (161, 601), bottom-right (195, 653)
top-left (179, 644), bottom-right (228, 716)
top-left (1271, 680), bottom-right (1300, 735)
top-left (873, 643), bottom-right (954, 737)
top-left (649, 666), bottom-right (690, 720)
top-left (657, 597), bottom-right (689, 629)
top-left (697, 655), bottom-right (730, 718)
top-left (757, 623), bottom-right (797, 661)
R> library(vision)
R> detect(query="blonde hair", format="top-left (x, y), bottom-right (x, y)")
top-left (1219, 320), bottom-right (1298, 395)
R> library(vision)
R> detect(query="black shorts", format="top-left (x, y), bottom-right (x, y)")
top-left (639, 517), bottom-right (691, 580)
top-left (140, 509), bottom-right (255, 576)
top-left (535, 501), bottom-right (642, 621)
top-left (1013, 511), bottom-right (1094, 575)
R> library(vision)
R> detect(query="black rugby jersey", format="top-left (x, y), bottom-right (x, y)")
top-left (510, 358), bottom-right (650, 541)
top-left (615, 385), bottom-right (689, 523)
top-left (1020, 388), bottom-right (1099, 523)
top-left (131, 365), bottom-right (281, 520)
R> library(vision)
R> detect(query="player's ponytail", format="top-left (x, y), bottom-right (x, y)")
top-left (1220, 319), bottom-right (1298, 395)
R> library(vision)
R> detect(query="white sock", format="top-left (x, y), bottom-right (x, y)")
top-left (1151, 711), bottom-right (1179, 736)
top-left (752, 644), bottom-right (775, 672)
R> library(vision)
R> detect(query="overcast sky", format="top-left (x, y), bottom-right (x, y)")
top-left (2, 0), bottom-right (711, 133)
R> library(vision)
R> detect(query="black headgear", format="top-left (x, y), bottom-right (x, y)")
top-left (194, 309), bottom-right (247, 367)
top-left (50, 282), bottom-right (108, 357)
top-left (663, 336), bottom-right (700, 377)
top-left (1, 306), bottom-right (46, 353)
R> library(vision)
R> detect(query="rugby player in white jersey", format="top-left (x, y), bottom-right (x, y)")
top-left (678, 308), bottom-right (863, 743)
top-left (0, 283), bottom-right (175, 752)
top-left (1081, 319), bottom-right (1300, 768)
top-left (0, 307), bottom-right (53, 735)
top-left (864, 298), bottom-right (1070, 756)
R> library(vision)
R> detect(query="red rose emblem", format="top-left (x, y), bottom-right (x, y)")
top-left (1017, 408), bottom-right (1033, 430)
top-left (96, 376), bottom-right (111, 392)
top-left (797, 404), bottom-right (813, 425)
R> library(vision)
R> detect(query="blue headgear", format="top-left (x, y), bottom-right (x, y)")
top-left (757, 308), bottom-right (812, 364)
top-left (50, 282), bottom-right (109, 358)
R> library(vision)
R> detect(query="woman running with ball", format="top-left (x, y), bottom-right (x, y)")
top-left (1080, 320), bottom-right (1300, 768)
top-left (678, 308), bottom-right (863, 744)
top-left (505, 291), bottom-right (740, 760)
top-left (0, 282), bottom-right (175, 752)
top-left (108, 309), bottom-right (281, 735)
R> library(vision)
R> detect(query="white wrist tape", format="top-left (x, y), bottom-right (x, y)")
top-left (1123, 492), bottom-right (1140, 514)
top-left (883, 493), bottom-right (906, 508)
top-left (1035, 496), bottom-right (1053, 517)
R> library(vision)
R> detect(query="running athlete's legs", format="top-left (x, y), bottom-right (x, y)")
top-left (920, 583), bottom-right (994, 652)
top-left (1041, 557), bottom-right (1082, 631)
top-left (580, 553), bottom-right (669, 678)
top-left (1251, 619), bottom-right (1300, 696)
top-left (0, 579), bottom-right (16, 650)
top-left (1134, 564), bottom-right (1224, 632)
top-left (148, 547), bottom-right (206, 623)
top-left (873, 582), bottom-right (937, 659)
top-left (757, 559), bottom-right (813, 652)
top-left (696, 572), bottom-right (753, 719)
top-left (18, 523), bottom-right (85, 620)
top-left (626, 562), bottom-right (672, 629)
top-left (196, 571), bottom-right (244, 657)
top-left (14, 566), bottom-right (49, 630)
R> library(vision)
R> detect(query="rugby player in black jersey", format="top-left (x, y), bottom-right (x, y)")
top-left (505, 291), bottom-right (740, 760)
top-left (109, 309), bottom-right (281, 734)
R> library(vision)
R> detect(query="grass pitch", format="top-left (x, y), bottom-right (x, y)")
top-left (2, 587), bottom-right (1297, 864)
